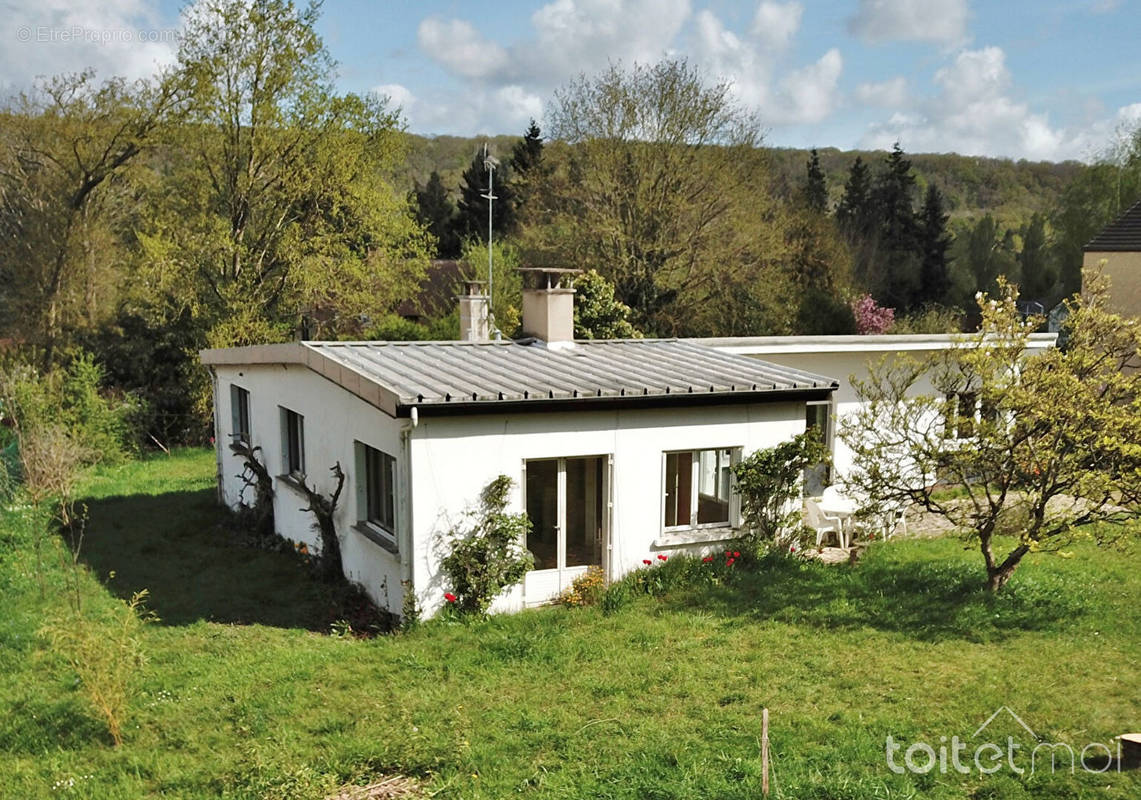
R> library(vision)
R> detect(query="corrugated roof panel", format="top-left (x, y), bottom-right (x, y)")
top-left (297, 338), bottom-right (838, 409)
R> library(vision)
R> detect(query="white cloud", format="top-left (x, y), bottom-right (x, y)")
top-left (1090, 0), bottom-right (1122, 13)
top-left (775, 48), bottom-right (842, 124)
top-left (751, 1), bottom-right (803, 52)
top-left (374, 82), bottom-right (415, 113)
top-left (848, 0), bottom-right (969, 45)
top-left (858, 46), bottom-right (1137, 162)
top-left (0, 0), bottom-right (177, 90)
top-left (855, 76), bottom-right (907, 107)
top-left (416, 17), bottom-right (509, 80)
top-left (691, 9), bottom-right (772, 109)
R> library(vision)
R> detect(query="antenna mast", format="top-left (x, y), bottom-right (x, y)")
top-left (480, 143), bottom-right (501, 339)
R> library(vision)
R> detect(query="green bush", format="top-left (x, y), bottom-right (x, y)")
top-left (600, 552), bottom-right (744, 614)
top-left (440, 476), bottom-right (534, 615)
top-left (732, 430), bottom-right (827, 552)
top-left (1, 352), bottom-right (142, 466)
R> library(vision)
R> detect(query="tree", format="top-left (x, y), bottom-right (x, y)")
top-left (953, 214), bottom-right (1018, 302)
top-left (869, 143), bottom-right (922, 310)
top-left (835, 156), bottom-right (873, 236)
top-left (1017, 212), bottom-right (1055, 301)
top-left (510, 118), bottom-right (544, 177)
top-left (0, 70), bottom-right (181, 367)
top-left (138, 0), bottom-right (430, 349)
top-left (917, 184), bottom-right (952, 306)
top-left (842, 273), bottom-right (1141, 592)
top-left (414, 171), bottom-right (459, 258)
top-left (803, 148), bottom-right (828, 213)
top-left (520, 58), bottom-right (788, 335)
top-left (732, 430), bottom-right (828, 551)
top-left (573, 270), bottom-right (642, 339)
top-left (1051, 123), bottom-right (1141, 294)
top-left (457, 144), bottom-right (515, 241)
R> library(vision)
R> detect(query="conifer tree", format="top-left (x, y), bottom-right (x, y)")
top-left (836, 156), bottom-right (873, 234)
top-left (917, 184), bottom-right (951, 306)
top-left (414, 171), bottom-right (460, 258)
top-left (1018, 213), bottom-right (1055, 301)
top-left (457, 145), bottom-right (516, 241)
top-left (804, 148), bottom-right (828, 213)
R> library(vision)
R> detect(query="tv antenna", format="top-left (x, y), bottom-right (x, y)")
top-left (480, 143), bottom-right (501, 339)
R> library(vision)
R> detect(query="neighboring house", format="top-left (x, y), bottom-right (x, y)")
top-left (701, 334), bottom-right (1058, 492)
top-left (201, 270), bottom-right (838, 618)
top-left (1083, 199), bottom-right (1141, 317)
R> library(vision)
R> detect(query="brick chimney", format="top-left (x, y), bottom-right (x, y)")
top-left (457, 280), bottom-right (490, 342)
top-left (520, 268), bottom-right (581, 346)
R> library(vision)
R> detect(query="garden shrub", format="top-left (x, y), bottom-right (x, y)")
top-left (558, 565), bottom-right (606, 607)
top-left (599, 552), bottom-right (745, 614)
top-left (40, 590), bottom-right (156, 747)
top-left (732, 430), bottom-right (827, 553)
top-left (441, 476), bottom-right (533, 615)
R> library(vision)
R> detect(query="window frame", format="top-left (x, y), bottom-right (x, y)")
top-left (355, 441), bottom-right (397, 543)
top-left (280, 406), bottom-right (305, 478)
top-left (804, 399), bottom-right (834, 495)
top-left (230, 385), bottom-right (251, 448)
top-left (660, 447), bottom-right (740, 536)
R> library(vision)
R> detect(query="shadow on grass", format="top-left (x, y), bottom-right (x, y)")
top-left (77, 488), bottom-right (337, 630)
top-left (660, 549), bottom-right (1089, 643)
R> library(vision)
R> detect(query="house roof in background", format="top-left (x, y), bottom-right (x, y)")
top-left (1084, 200), bottom-right (1141, 252)
top-left (201, 338), bottom-right (838, 417)
top-left (698, 333), bottom-right (1059, 355)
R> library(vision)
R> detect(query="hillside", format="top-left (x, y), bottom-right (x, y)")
top-left (397, 134), bottom-right (1087, 232)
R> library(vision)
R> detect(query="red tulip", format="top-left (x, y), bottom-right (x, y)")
top-left (657, 554), bottom-right (668, 561)
top-left (702, 556), bottom-right (714, 563)
top-left (733, 551), bottom-right (740, 558)
top-left (727, 558), bottom-right (736, 566)
top-left (444, 592), bottom-right (457, 603)
top-left (643, 559), bottom-right (652, 565)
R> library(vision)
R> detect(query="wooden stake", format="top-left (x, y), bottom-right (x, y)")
top-left (762, 707), bottom-right (770, 797)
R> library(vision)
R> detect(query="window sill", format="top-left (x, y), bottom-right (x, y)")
top-left (352, 522), bottom-right (399, 555)
top-left (653, 526), bottom-right (740, 548)
top-left (276, 473), bottom-right (308, 494)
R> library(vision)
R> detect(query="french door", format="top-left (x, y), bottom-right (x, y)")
top-left (522, 455), bottom-right (611, 606)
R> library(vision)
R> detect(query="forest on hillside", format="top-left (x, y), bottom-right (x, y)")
top-left (2, 0), bottom-right (1141, 448)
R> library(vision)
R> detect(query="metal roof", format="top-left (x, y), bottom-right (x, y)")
top-left (202, 338), bottom-right (837, 417)
top-left (1085, 199), bottom-right (1141, 252)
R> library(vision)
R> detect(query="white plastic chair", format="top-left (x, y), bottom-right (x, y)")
top-left (804, 498), bottom-right (845, 548)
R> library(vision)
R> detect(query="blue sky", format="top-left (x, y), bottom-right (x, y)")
top-left (3, 1), bottom-right (1139, 161)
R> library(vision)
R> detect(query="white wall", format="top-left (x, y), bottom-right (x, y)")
top-left (407, 402), bottom-right (807, 617)
top-left (750, 351), bottom-right (940, 479)
top-left (210, 364), bottom-right (407, 614)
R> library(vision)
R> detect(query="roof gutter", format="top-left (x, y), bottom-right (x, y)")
top-left (394, 385), bottom-right (837, 418)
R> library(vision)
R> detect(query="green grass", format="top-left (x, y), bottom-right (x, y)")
top-left (1, 449), bottom-right (1138, 799)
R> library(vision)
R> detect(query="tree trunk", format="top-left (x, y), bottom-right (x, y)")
top-left (985, 543), bottom-right (1030, 592)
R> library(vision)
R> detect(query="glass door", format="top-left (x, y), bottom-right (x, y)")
top-left (523, 455), bottom-right (609, 605)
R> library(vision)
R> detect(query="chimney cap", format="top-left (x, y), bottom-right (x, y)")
top-left (456, 279), bottom-right (488, 298)
top-left (518, 266), bottom-right (583, 291)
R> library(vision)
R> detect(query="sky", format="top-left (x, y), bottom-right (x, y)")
top-left (2, 0), bottom-right (1140, 162)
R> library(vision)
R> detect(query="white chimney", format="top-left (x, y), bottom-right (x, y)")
top-left (458, 280), bottom-right (490, 342)
top-left (520, 268), bottom-right (581, 346)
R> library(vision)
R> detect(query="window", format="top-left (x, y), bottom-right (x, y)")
top-left (804, 401), bottom-right (833, 496)
top-left (280, 407), bottom-right (305, 477)
top-left (944, 392), bottom-right (978, 440)
top-left (664, 448), bottom-right (737, 530)
top-left (230, 385), bottom-right (251, 446)
top-left (360, 443), bottom-right (396, 533)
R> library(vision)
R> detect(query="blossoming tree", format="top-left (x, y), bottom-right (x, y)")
top-left (842, 272), bottom-right (1141, 591)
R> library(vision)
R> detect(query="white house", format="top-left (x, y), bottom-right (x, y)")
top-left (701, 333), bottom-right (1059, 491)
top-left (201, 270), bottom-right (839, 618)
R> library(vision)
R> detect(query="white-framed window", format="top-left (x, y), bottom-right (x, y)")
top-left (280, 407), bottom-right (305, 477)
top-left (663, 448), bottom-right (739, 531)
top-left (230, 385), bottom-right (251, 447)
top-left (804, 400), bottom-right (833, 496)
top-left (356, 442), bottom-right (396, 535)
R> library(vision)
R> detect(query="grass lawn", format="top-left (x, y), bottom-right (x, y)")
top-left (1, 448), bottom-right (1138, 799)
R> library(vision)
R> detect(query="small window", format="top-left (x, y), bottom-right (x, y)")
top-left (360, 443), bottom-right (396, 533)
top-left (804, 401), bottom-right (833, 496)
top-left (230, 385), bottom-right (251, 446)
top-left (281, 407), bottom-right (305, 477)
top-left (943, 392), bottom-right (979, 440)
top-left (664, 448), bottom-right (737, 530)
